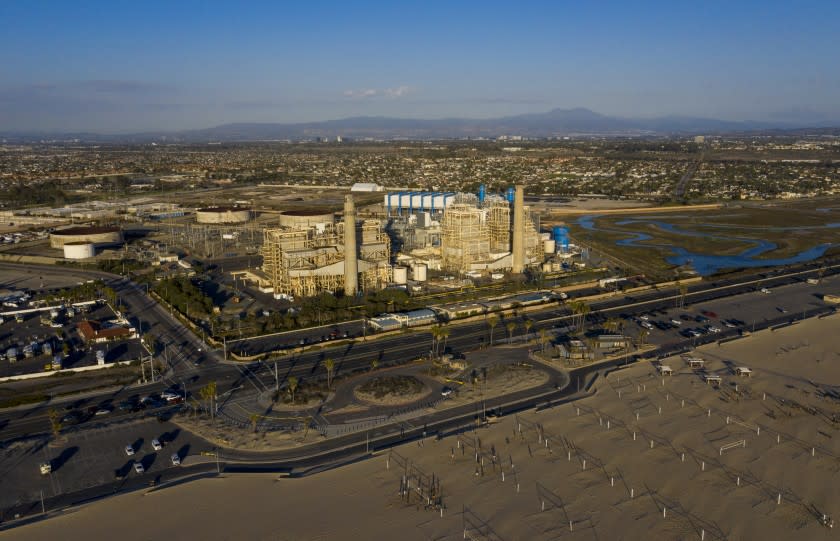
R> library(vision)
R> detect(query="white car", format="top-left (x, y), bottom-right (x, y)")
top-left (639, 315), bottom-right (650, 321)
top-left (170, 453), bottom-right (181, 466)
top-left (39, 462), bottom-right (52, 475)
top-left (160, 391), bottom-right (179, 402)
top-left (670, 319), bottom-right (682, 326)
top-left (440, 387), bottom-right (453, 397)
top-left (708, 326), bottom-right (721, 334)
top-left (133, 463), bottom-right (145, 474)
top-left (760, 287), bottom-right (771, 294)
top-left (152, 439), bottom-right (163, 451)
top-left (125, 445), bottom-right (135, 456)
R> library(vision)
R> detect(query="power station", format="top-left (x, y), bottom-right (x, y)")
top-left (248, 184), bottom-right (565, 299)
top-left (258, 195), bottom-right (391, 300)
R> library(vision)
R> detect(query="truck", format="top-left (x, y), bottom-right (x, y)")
top-left (824, 294), bottom-right (840, 304)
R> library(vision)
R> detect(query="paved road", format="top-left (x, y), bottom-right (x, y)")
top-left (2, 259), bottom-right (838, 443)
top-left (1, 259), bottom-right (839, 526)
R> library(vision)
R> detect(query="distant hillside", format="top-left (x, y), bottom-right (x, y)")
top-left (3, 107), bottom-right (840, 143)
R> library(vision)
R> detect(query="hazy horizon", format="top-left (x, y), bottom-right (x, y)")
top-left (2, 1), bottom-right (839, 133)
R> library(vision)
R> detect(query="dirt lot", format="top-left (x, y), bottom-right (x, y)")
top-left (8, 314), bottom-right (840, 540)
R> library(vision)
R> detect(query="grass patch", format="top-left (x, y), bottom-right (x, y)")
top-left (357, 375), bottom-right (425, 399)
top-left (0, 393), bottom-right (48, 409)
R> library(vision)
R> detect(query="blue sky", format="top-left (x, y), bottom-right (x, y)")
top-left (1, 0), bottom-right (838, 132)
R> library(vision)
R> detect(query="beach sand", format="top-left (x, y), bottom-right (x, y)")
top-left (6, 314), bottom-right (840, 540)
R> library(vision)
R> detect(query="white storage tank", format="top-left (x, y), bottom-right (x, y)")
top-left (63, 242), bottom-right (96, 259)
top-left (543, 239), bottom-right (556, 254)
top-left (393, 266), bottom-right (408, 284)
top-left (412, 263), bottom-right (428, 282)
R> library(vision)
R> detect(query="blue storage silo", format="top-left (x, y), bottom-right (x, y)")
top-left (478, 184), bottom-right (486, 204)
top-left (553, 226), bottom-right (570, 252)
top-left (506, 187), bottom-right (515, 203)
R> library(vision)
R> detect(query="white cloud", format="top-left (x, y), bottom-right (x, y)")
top-left (384, 85), bottom-right (411, 97)
top-left (343, 88), bottom-right (378, 98)
top-left (343, 86), bottom-right (413, 99)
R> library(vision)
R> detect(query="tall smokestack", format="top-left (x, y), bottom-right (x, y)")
top-left (512, 185), bottom-right (525, 273)
top-left (344, 194), bottom-right (358, 295)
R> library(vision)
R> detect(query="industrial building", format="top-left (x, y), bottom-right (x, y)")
top-left (49, 226), bottom-right (123, 248)
top-left (386, 185), bottom-right (543, 274)
top-left (62, 242), bottom-right (96, 259)
top-left (195, 207), bottom-right (252, 224)
top-left (259, 195), bottom-right (392, 299)
top-left (367, 308), bottom-right (438, 332)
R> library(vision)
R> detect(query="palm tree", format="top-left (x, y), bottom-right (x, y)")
top-left (568, 299), bottom-right (583, 331)
top-left (677, 282), bottom-right (688, 308)
top-left (249, 412), bottom-right (260, 433)
top-left (487, 314), bottom-right (499, 346)
top-left (430, 325), bottom-right (442, 357)
top-left (505, 321), bottom-right (516, 344)
top-left (538, 328), bottom-right (549, 353)
top-left (199, 381), bottom-right (217, 420)
top-left (370, 358), bottom-right (379, 372)
top-left (605, 317), bottom-right (619, 334)
top-left (578, 303), bottom-right (591, 334)
top-left (523, 319), bottom-right (533, 342)
top-left (637, 328), bottom-right (650, 349)
top-left (324, 358), bottom-right (335, 390)
top-left (47, 408), bottom-right (62, 440)
top-left (439, 325), bottom-right (451, 354)
top-left (287, 376), bottom-right (298, 404)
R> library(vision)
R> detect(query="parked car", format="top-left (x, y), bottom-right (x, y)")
top-left (39, 462), bottom-right (52, 475)
top-left (133, 463), bottom-right (145, 474)
top-left (170, 453), bottom-right (181, 466)
top-left (125, 445), bottom-right (135, 456)
top-left (152, 439), bottom-right (163, 451)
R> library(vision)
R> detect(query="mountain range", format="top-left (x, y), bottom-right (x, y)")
top-left (3, 108), bottom-right (840, 143)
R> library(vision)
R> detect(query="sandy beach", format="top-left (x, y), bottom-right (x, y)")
top-left (5, 314), bottom-right (840, 540)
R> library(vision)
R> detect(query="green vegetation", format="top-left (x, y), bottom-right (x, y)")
top-left (154, 276), bottom-right (214, 317)
top-left (357, 375), bottom-right (425, 399)
top-left (0, 393), bottom-right (49, 409)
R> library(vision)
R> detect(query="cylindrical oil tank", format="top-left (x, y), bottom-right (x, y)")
top-left (195, 207), bottom-right (251, 224)
top-left (50, 226), bottom-right (122, 248)
top-left (63, 242), bottom-right (96, 259)
top-left (393, 266), bottom-right (408, 284)
top-left (277, 209), bottom-right (335, 228)
top-left (553, 225), bottom-right (570, 252)
top-left (544, 239), bottom-right (556, 254)
top-left (412, 263), bottom-right (428, 282)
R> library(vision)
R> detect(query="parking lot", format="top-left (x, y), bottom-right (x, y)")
top-left (0, 417), bottom-right (213, 513)
top-left (0, 301), bottom-right (146, 378)
top-left (618, 274), bottom-right (840, 348)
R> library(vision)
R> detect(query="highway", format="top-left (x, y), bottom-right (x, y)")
top-left (0, 258), bottom-right (839, 526)
top-left (1, 259), bottom-right (838, 443)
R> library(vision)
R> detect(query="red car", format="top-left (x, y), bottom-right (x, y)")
top-left (701, 310), bottom-right (718, 318)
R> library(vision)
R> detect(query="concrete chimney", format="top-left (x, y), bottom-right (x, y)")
top-left (344, 194), bottom-right (358, 295)
top-left (512, 185), bottom-right (525, 273)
